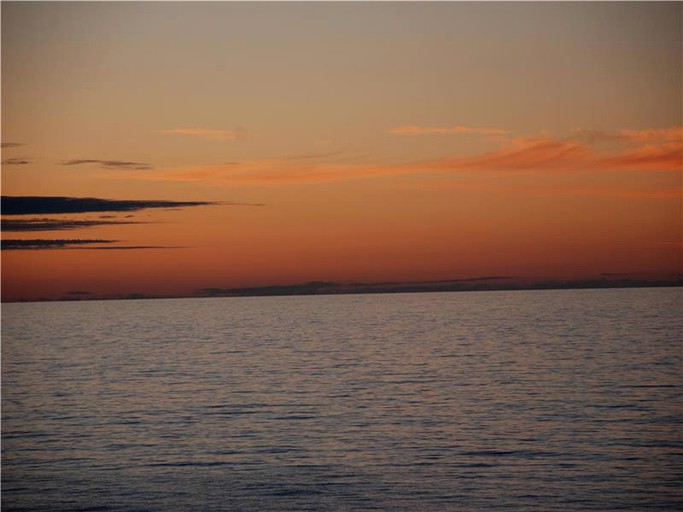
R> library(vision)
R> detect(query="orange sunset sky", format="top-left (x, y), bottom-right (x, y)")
top-left (2, 1), bottom-right (681, 302)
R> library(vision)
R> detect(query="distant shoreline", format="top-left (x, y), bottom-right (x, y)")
top-left (4, 279), bottom-right (681, 304)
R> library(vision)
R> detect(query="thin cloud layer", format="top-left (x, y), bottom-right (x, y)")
top-left (1, 142), bottom-right (24, 148)
top-left (598, 143), bottom-right (683, 171)
top-left (1, 239), bottom-right (184, 251)
top-left (62, 159), bottom-right (152, 170)
top-left (573, 127), bottom-right (683, 144)
top-left (127, 127), bottom-right (681, 188)
top-left (2, 158), bottom-right (31, 165)
top-left (2, 239), bottom-right (117, 250)
top-left (390, 125), bottom-right (508, 136)
top-left (68, 245), bottom-right (185, 250)
top-left (2, 196), bottom-right (219, 215)
top-left (617, 127), bottom-right (683, 143)
top-left (161, 128), bottom-right (247, 141)
top-left (1, 218), bottom-right (145, 232)
top-left (431, 138), bottom-right (591, 172)
top-left (423, 135), bottom-right (681, 174)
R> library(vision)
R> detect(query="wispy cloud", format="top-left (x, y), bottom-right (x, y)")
top-left (433, 138), bottom-right (590, 172)
top-left (68, 245), bottom-right (186, 250)
top-left (419, 135), bottom-right (681, 174)
top-left (2, 196), bottom-right (262, 256)
top-left (1, 239), bottom-right (186, 251)
top-left (114, 127), bottom-right (682, 189)
top-left (2, 239), bottom-right (118, 250)
top-left (598, 143), bottom-right (683, 172)
top-left (62, 159), bottom-right (152, 170)
top-left (1, 142), bottom-right (24, 148)
top-left (161, 127), bottom-right (247, 141)
top-left (573, 127), bottom-right (683, 144)
top-left (390, 125), bottom-right (508, 136)
top-left (1, 196), bottom-right (221, 215)
top-left (2, 157), bottom-right (31, 165)
top-left (1, 218), bottom-right (146, 232)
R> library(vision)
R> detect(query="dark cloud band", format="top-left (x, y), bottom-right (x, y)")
top-left (68, 245), bottom-right (185, 250)
top-left (2, 196), bottom-right (218, 215)
top-left (1, 239), bottom-right (184, 251)
top-left (2, 158), bottom-right (31, 165)
top-left (62, 159), bottom-right (152, 170)
top-left (2, 239), bottom-right (117, 250)
top-left (2, 218), bottom-right (145, 231)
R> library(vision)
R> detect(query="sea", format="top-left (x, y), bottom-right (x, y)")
top-left (2, 287), bottom-right (682, 511)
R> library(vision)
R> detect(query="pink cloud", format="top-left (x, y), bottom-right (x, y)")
top-left (123, 127), bottom-right (681, 187)
top-left (572, 127), bottom-right (683, 144)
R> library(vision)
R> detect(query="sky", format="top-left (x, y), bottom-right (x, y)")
top-left (2, 1), bottom-right (681, 302)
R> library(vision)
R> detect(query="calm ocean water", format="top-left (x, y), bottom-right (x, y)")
top-left (2, 288), bottom-right (682, 511)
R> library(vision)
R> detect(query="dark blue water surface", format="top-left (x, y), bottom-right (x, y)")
top-left (3, 288), bottom-right (682, 511)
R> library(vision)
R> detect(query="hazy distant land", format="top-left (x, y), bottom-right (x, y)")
top-left (7, 275), bottom-right (681, 303)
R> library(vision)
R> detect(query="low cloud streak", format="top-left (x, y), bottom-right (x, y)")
top-left (2, 157), bottom-right (31, 165)
top-left (62, 159), bottom-right (152, 170)
top-left (2, 196), bottom-right (220, 215)
top-left (2, 239), bottom-right (117, 250)
top-left (573, 127), bottom-right (683, 144)
top-left (124, 127), bottom-right (682, 189)
top-left (1, 218), bottom-right (146, 232)
top-left (1, 239), bottom-right (185, 251)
